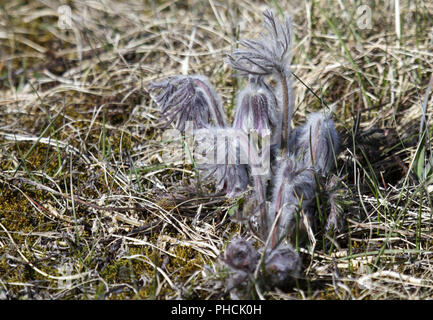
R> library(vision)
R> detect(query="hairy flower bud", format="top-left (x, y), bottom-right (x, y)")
top-left (263, 245), bottom-right (301, 287)
top-left (222, 237), bottom-right (259, 273)
top-left (294, 112), bottom-right (340, 175)
top-left (233, 76), bottom-right (277, 137)
top-left (222, 237), bottom-right (259, 298)
top-left (270, 156), bottom-right (316, 242)
top-left (149, 75), bottom-right (226, 130)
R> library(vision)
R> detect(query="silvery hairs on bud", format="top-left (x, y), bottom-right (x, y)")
top-left (222, 237), bottom-right (259, 273)
top-left (149, 75), bottom-right (226, 130)
top-left (148, 7), bottom-right (344, 293)
top-left (263, 244), bottom-right (301, 288)
top-left (226, 9), bottom-right (292, 76)
top-left (221, 237), bottom-right (259, 298)
top-left (294, 112), bottom-right (340, 175)
top-left (233, 75), bottom-right (277, 138)
top-left (270, 155), bottom-right (316, 243)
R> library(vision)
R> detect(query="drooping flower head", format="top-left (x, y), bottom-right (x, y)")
top-left (226, 9), bottom-right (294, 156)
top-left (233, 75), bottom-right (277, 138)
top-left (148, 8), bottom-right (343, 293)
top-left (193, 127), bottom-right (250, 198)
top-left (149, 75), bottom-right (226, 130)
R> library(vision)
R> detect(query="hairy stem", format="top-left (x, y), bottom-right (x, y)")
top-left (254, 176), bottom-right (268, 240)
top-left (237, 133), bottom-right (268, 238)
top-left (280, 71), bottom-right (291, 157)
top-left (271, 182), bottom-right (285, 248)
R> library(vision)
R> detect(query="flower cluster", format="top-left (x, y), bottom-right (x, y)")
top-left (149, 9), bottom-right (342, 295)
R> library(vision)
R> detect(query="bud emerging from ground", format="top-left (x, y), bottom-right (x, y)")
top-left (233, 75), bottom-right (277, 137)
top-left (263, 245), bottom-right (301, 288)
top-left (222, 237), bottom-right (259, 273)
top-left (149, 75), bottom-right (226, 130)
top-left (221, 237), bottom-right (259, 298)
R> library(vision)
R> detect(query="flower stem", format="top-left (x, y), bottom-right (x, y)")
top-left (280, 71), bottom-right (291, 157)
top-left (238, 133), bottom-right (268, 239)
top-left (254, 176), bottom-right (268, 240)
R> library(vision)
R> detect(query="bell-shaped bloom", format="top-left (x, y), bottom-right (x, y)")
top-left (149, 75), bottom-right (226, 130)
top-left (233, 76), bottom-right (277, 138)
top-left (226, 9), bottom-right (292, 76)
top-left (293, 112), bottom-right (340, 175)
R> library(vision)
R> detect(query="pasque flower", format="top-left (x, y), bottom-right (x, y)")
top-left (226, 9), bottom-right (292, 76)
top-left (193, 127), bottom-right (250, 198)
top-left (269, 113), bottom-right (339, 244)
top-left (149, 8), bottom-right (342, 295)
top-left (263, 244), bottom-right (301, 288)
top-left (226, 9), bottom-right (294, 155)
top-left (221, 237), bottom-right (259, 298)
top-left (270, 155), bottom-right (316, 243)
top-left (222, 237), bottom-right (259, 273)
top-left (233, 75), bottom-right (277, 138)
top-left (293, 112), bottom-right (340, 175)
top-left (149, 75), bottom-right (226, 130)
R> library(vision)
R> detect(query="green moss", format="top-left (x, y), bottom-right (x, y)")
top-left (100, 259), bottom-right (131, 283)
top-left (166, 245), bottom-right (201, 280)
top-left (0, 188), bottom-right (49, 234)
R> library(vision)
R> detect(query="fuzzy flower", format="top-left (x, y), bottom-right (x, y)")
top-left (149, 75), bottom-right (226, 130)
top-left (294, 112), bottom-right (340, 175)
top-left (221, 237), bottom-right (259, 298)
top-left (233, 75), bottom-right (277, 137)
top-left (263, 244), bottom-right (301, 288)
top-left (270, 155), bottom-right (316, 242)
top-left (222, 237), bottom-right (259, 273)
top-left (204, 163), bottom-right (249, 199)
top-left (226, 9), bottom-right (292, 76)
top-left (193, 127), bottom-right (250, 198)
